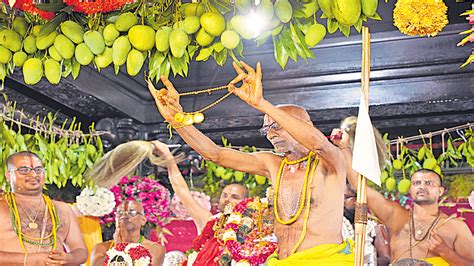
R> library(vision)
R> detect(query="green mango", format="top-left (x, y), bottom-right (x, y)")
top-left (183, 16), bottom-right (200, 34)
top-left (12, 17), bottom-right (28, 37)
top-left (332, 0), bottom-right (361, 26)
top-left (397, 179), bottom-right (411, 194)
top-left (361, 0), bottom-right (378, 17)
top-left (155, 26), bottom-right (172, 52)
top-left (23, 35), bottom-right (37, 54)
top-left (195, 28), bottom-right (214, 46)
top-left (200, 12), bottom-right (225, 37)
top-left (318, 0), bottom-right (334, 18)
top-left (220, 30), bottom-right (240, 49)
top-left (0, 29), bottom-right (21, 52)
top-left (274, 0), bottom-right (293, 23)
top-left (32, 25), bottom-right (42, 37)
top-left (256, 0), bottom-right (274, 22)
top-left (60, 21), bottom-right (84, 44)
top-left (13, 51), bottom-right (27, 67)
top-left (54, 34), bottom-right (75, 60)
top-left (183, 3), bottom-right (205, 17)
top-left (44, 59), bottom-right (61, 84)
top-left (304, 23), bottom-right (326, 47)
top-left (103, 24), bottom-right (119, 46)
top-left (94, 47), bottom-right (113, 69)
top-left (84, 30), bottom-right (105, 55)
top-left (115, 12), bottom-right (138, 32)
top-left (169, 28), bottom-right (188, 58)
top-left (0, 45), bottom-right (12, 64)
top-left (112, 36), bottom-right (131, 66)
top-left (48, 46), bottom-right (63, 61)
top-left (22, 58), bottom-right (43, 85)
top-left (36, 31), bottom-right (58, 50)
top-left (75, 43), bottom-right (94, 65)
top-left (126, 49), bottom-right (145, 76)
top-left (230, 15), bottom-right (254, 40)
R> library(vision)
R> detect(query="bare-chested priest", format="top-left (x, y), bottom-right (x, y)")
top-left (0, 151), bottom-right (87, 265)
top-left (148, 61), bottom-right (354, 265)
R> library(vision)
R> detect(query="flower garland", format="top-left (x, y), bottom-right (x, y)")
top-left (458, 8), bottom-right (474, 68)
top-left (393, 0), bottom-right (448, 37)
top-left (105, 242), bottom-right (152, 266)
top-left (222, 197), bottom-right (277, 266)
top-left (76, 186), bottom-right (116, 217)
top-left (101, 176), bottom-right (171, 228)
top-left (62, 0), bottom-right (134, 15)
top-left (170, 190), bottom-right (211, 220)
top-left (4, 0), bottom-right (54, 20)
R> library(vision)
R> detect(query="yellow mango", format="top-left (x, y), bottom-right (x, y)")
top-left (220, 30), bottom-right (240, 49)
top-left (54, 34), bottom-right (75, 60)
top-left (200, 12), bottom-right (225, 37)
top-left (103, 24), bottom-right (119, 46)
top-left (44, 58), bottom-right (61, 84)
top-left (0, 29), bottom-right (21, 52)
top-left (115, 12), bottom-right (138, 32)
top-left (36, 31), bottom-right (58, 50)
top-left (155, 26), bottom-right (172, 52)
top-left (169, 29), bottom-right (188, 58)
top-left (126, 49), bottom-right (145, 76)
top-left (304, 23), bottom-right (326, 47)
top-left (112, 36), bottom-right (131, 66)
top-left (183, 16), bottom-right (200, 34)
top-left (332, 0), bottom-right (361, 26)
top-left (94, 47), bottom-right (113, 69)
top-left (0, 45), bottom-right (12, 64)
top-left (22, 58), bottom-right (43, 85)
top-left (23, 35), bottom-right (37, 54)
top-left (128, 25), bottom-right (155, 51)
top-left (48, 46), bottom-right (63, 61)
top-left (60, 20), bottom-right (84, 44)
top-left (13, 51), bottom-right (27, 67)
top-left (274, 0), bottom-right (293, 23)
top-left (75, 43), bottom-right (94, 65)
top-left (196, 28), bottom-right (214, 46)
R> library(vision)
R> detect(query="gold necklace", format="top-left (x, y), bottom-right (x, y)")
top-left (274, 153), bottom-right (315, 225)
top-left (155, 85), bottom-right (232, 126)
top-left (16, 201), bottom-right (42, 229)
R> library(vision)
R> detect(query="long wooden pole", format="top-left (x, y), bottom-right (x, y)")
top-left (354, 26), bottom-right (370, 266)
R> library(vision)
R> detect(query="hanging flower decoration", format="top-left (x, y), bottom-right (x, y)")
top-left (5, 0), bottom-right (54, 20)
top-left (393, 0), bottom-right (448, 37)
top-left (101, 176), bottom-right (171, 228)
top-left (105, 242), bottom-right (152, 266)
top-left (222, 197), bottom-right (277, 266)
top-left (170, 191), bottom-right (211, 220)
top-left (62, 0), bottom-right (134, 15)
top-left (76, 186), bottom-right (116, 217)
top-left (457, 9), bottom-right (474, 68)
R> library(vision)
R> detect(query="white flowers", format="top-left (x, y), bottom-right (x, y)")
top-left (76, 186), bottom-right (116, 217)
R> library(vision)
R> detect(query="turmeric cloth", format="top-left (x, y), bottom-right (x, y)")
top-left (266, 240), bottom-right (354, 266)
top-left (423, 256), bottom-right (449, 266)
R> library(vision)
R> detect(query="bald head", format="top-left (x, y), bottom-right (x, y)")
top-left (275, 104), bottom-right (312, 124)
top-left (218, 183), bottom-right (248, 211)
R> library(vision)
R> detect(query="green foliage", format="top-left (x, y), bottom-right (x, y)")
top-left (0, 101), bottom-right (104, 190)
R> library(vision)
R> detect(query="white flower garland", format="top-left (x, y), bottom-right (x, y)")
top-left (76, 186), bottom-right (116, 217)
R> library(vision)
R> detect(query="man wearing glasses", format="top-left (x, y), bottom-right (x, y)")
top-left (90, 200), bottom-right (165, 265)
top-left (0, 151), bottom-right (87, 265)
top-left (332, 128), bottom-right (474, 265)
top-left (149, 61), bottom-right (354, 264)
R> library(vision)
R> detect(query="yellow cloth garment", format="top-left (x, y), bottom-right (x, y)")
top-left (423, 257), bottom-right (450, 266)
top-left (77, 216), bottom-right (103, 266)
top-left (266, 241), bottom-right (354, 266)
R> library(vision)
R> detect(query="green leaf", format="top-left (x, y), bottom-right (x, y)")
top-left (235, 41), bottom-right (244, 57)
top-left (327, 18), bottom-right (338, 34)
top-left (339, 24), bottom-right (351, 37)
top-left (368, 12), bottom-right (382, 21)
top-left (256, 31), bottom-right (272, 47)
top-left (71, 58), bottom-right (80, 80)
top-left (39, 12), bottom-right (67, 37)
top-left (281, 28), bottom-right (298, 61)
top-left (273, 35), bottom-right (289, 69)
top-left (354, 17), bottom-right (363, 33)
top-left (212, 42), bottom-right (225, 53)
top-left (35, 2), bottom-right (66, 12)
top-left (188, 45), bottom-right (198, 58)
top-left (62, 59), bottom-right (72, 78)
top-left (196, 47), bottom-right (212, 61)
top-left (212, 49), bottom-right (227, 66)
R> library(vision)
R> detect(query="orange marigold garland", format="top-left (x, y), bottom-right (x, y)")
top-left (5, 0), bottom-right (54, 20)
top-left (393, 0), bottom-right (448, 37)
top-left (62, 0), bottom-right (134, 15)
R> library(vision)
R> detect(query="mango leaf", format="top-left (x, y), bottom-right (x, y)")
top-left (273, 35), bottom-right (289, 69)
top-left (159, 59), bottom-right (171, 79)
top-left (327, 18), bottom-right (338, 34)
top-left (62, 59), bottom-right (72, 78)
top-left (212, 49), bottom-right (227, 66)
top-left (354, 17), bottom-right (363, 33)
top-left (196, 47), bottom-right (212, 61)
top-left (35, 2), bottom-right (66, 12)
top-left (234, 41), bottom-right (244, 57)
top-left (188, 45), bottom-right (198, 58)
top-left (368, 12), bottom-right (382, 21)
top-left (39, 12), bottom-right (67, 36)
top-left (281, 29), bottom-right (298, 61)
top-left (169, 54), bottom-right (184, 77)
top-left (71, 58), bottom-right (81, 79)
top-left (290, 22), bottom-right (314, 59)
top-left (212, 42), bottom-right (225, 53)
top-left (339, 24), bottom-right (350, 37)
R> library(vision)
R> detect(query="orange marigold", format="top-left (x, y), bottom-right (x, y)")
top-left (393, 0), bottom-right (448, 37)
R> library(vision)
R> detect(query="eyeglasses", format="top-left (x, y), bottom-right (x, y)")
top-left (10, 166), bottom-right (45, 175)
top-left (259, 122), bottom-right (282, 136)
top-left (116, 210), bottom-right (143, 217)
top-left (411, 180), bottom-right (439, 187)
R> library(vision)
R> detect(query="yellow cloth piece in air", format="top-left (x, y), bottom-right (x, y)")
top-left (423, 256), bottom-right (450, 266)
top-left (266, 240), bottom-right (354, 266)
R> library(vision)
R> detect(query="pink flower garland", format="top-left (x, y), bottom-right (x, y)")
top-left (223, 198), bottom-right (277, 266)
top-left (101, 176), bottom-right (171, 227)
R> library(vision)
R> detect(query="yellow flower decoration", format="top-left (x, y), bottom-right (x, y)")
top-left (393, 0), bottom-right (449, 37)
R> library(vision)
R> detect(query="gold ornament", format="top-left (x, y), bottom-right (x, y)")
top-left (166, 85), bottom-right (232, 126)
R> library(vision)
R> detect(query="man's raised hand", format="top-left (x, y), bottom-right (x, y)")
top-left (228, 61), bottom-right (265, 110)
top-left (146, 76), bottom-right (183, 124)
